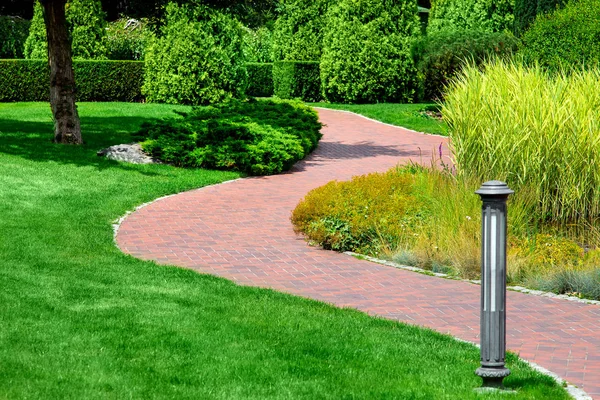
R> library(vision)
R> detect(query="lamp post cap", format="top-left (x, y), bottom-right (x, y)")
top-left (475, 181), bottom-right (514, 197)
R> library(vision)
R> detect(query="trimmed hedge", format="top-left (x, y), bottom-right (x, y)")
top-left (0, 60), bottom-right (144, 102)
top-left (272, 61), bottom-right (321, 102)
top-left (246, 63), bottom-right (274, 97)
top-left (412, 29), bottom-right (520, 101)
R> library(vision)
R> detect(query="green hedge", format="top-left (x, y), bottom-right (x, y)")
top-left (246, 63), bottom-right (274, 97)
top-left (0, 60), bottom-right (144, 102)
top-left (272, 61), bottom-right (321, 102)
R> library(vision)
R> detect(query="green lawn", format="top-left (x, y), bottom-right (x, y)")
top-left (309, 102), bottom-right (448, 135)
top-left (0, 102), bottom-right (568, 399)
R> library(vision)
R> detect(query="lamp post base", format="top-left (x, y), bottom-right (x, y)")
top-left (475, 367), bottom-right (511, 389)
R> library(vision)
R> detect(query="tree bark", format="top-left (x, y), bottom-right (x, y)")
top-left (41, 0), bottom-right (82, 144)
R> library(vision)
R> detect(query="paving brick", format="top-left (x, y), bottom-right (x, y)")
top-left (117, 108), bottom-right (600, 398)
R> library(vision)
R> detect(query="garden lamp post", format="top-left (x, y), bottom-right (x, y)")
top-left (475, 181), bottom-right (513, 389)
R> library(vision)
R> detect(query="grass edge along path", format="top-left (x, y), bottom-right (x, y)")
top-left (308, 102), bottom-right (448, 136)
top-left (0, 102), bottom-right (568, 398)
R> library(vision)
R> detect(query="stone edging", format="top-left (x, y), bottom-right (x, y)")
top-left (344, 252), bottom-right (600, 307)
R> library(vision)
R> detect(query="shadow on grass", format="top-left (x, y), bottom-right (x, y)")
top-left (0, 116), bottom-right (166, 175)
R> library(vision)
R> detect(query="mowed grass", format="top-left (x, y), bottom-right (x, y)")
top-left (309, 102), bottom-right (448, 135)
top-left (0, 102), bottom-right (568, 399)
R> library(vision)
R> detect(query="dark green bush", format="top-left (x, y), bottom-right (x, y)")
top-left (246, 63), bottom-right (274, 97)
top-left (412, 29), bottom-right (520, 101)
top-left (0, 16), bottom-right (30, 58)
top-left (271, 0), bottom-right (332, 61)
top-left (143, 3), bottom-right (247, 105)
top-left (0, 60), bottom-right (144, 102)
top-left (24, 0), bottom-right (108, 60)
top-left (428, 0), bottom-right (515, 33)
top-left (513, 0), bottom-right (565, 37)
top-left (320, 0), bottom-right (420, 104)
top-left (272, 61), bottom-right (321, 102)
top-left (106, 17), bottom-right (148, 60)
top-left (520, 0), bottom-right (600, 70)
top-left (134, 99), bottom-right (323, 175)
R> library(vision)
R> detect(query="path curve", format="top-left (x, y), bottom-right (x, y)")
top-left (117, 109), bottom-right (600, 398)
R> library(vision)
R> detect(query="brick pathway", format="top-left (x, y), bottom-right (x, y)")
top-left (117, 108), bottom-right (600, 398)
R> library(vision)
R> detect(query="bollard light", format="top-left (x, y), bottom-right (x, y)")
top-left (475, 181), bottom-right (513, 389)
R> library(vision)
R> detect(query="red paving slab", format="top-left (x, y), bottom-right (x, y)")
top-left (117, 108), bottom-right (600, 398)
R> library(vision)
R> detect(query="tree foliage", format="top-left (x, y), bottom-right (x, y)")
top-left (428, 0), bottom-right (515, 33)
top-left (320, 0), bottom-right (420, 103)
top-left (143, 2), bottom-right (246, 105)
top-left (271, 0), bottom-right (331, 61)
top-left (24, 0), bottom-right (107, 59)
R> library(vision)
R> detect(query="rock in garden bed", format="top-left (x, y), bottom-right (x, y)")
top-left (97, 143), bottom-right (160, 164)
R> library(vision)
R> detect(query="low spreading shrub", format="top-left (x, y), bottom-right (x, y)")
top-left (411, 29), bottom-right (520, 101)
top-left (520, 0), bottom-right (600, 70)
top-left (0, 59), bottom-right (144, 102)
top-left (0, 16), bottom-right (30, 58)
top-left (444, 60), bottom-right (600, 225)
top-left (246, 63), bottom-right (274, 97)
top-left (272, 61), bottom-right (321, 102)
top-left (320, 0), bottom-right (420, 103)
top-left (143, 3), bottom-right (247, 105)
top-left (134, 99), bottom-right (322, 175)
top-left (106, 17), bottom-right (149, 60)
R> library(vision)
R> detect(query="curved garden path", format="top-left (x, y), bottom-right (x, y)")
top-left (117, 108), bottom-right (600, 398)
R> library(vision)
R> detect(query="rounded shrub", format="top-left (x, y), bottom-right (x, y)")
top-left (320, 0), bottom-right (420, 104)
top-left (105, 17), bottom-right (148, 60)
top-left (428, 0), bottom-right (515, 33)
top-left (520, 0), bottom-right (600, 70)
top-left (271, 0), bottom-right (332, 61)
top-left (143, 3), bottom-right (247, 105)
top-left (411, 29), bottom-right (520, 101)
top-left (513, 0), bottom-right (565, 37)
top-left (24, 0), bottom-right (107, 60)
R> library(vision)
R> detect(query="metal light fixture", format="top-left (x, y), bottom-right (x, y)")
top-left (475, 181), bottom-right (513, 389)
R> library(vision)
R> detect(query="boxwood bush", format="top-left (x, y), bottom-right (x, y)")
top-left (0, 59), bottom-right (144, 102)
top-left (273, 61), bottom-right (321, 102)
top-left (134, 99), bottom-right (322, 175)
top-left (412, 29), bottom-right (520, 101)
top-left (320, 0), bottom-right (420, 104)
top-left (143, 3), bottom-right (247, 105)
top-left (246, 63), bottom-right (274, 97)
top-left (520, 0), bottom-right (600, 70)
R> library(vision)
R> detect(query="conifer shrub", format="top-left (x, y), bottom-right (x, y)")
top-left (134, 99), bottom-right (322, 175)
top-left (428, 0), bottom-right (514, 33)
top-left (143, 3), bottom-right (247, 105)
top-left (320, 0), bottom-right (420, 104)
top-left (246, 63), bottom-right (274, 97)
top-left (520, 0), bottom-right (600, 70)
top-left (271, 0), bottom-right (332, 61)
top-left (273, 61), bottom-right (321, 102)
top-left (411, 29), bottom-right (519, 101)
top-left (0, 16), bottom-right (31, 58)
top-left (24, 0), bottom-right (108, 60)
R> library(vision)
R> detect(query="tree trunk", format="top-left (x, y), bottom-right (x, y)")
top-left (41, 0), bottom-right (82, 144)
